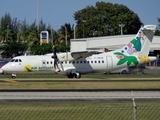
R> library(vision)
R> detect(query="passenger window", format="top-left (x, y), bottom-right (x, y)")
top-left (77, 61), bottom-right (79, 64)
top-left (102, 60), bottom-right (104, 63)
top-left (72, 61), bottom-right (75, 64)
top-left (50, 61), bottom-right (52, 64)
top-left (47, 61), bottom-right (49, 64)
top-left (98, 61), bottom-right (100, 63)
top-left (80, 61), bottom-right (82, 63)
top-left (87, 61), bottom-right (89, 63)
top-left (84, 61), bottom-right (86, 63)
top-left (19, 59), bottom-right (22, 62)
top-left (95, 61), bottom-right (97, 63)
top-left (91, 61), bottom-right (93, 63)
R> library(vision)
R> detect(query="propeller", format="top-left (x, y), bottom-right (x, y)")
top-left (52, 40), bottom-right (60, 72)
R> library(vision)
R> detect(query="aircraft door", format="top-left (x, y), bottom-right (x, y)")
top-left (106, 56), bottom-right (112, 70)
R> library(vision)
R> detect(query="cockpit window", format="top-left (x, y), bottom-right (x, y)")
top-left (9, 59), bottom-right (22, 62)
top-left (15, 59), bottom-right (18, 62)
top-left (10, 59), bottom-right (15, 62)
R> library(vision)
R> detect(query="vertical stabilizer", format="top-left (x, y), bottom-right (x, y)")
top-left (118, 25), bottom-right (156, 56)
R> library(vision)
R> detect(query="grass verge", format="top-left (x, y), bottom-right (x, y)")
top-left (0, 81), bottom-right (160, 89)
top-left (1, 74), bottom-right (160, 79)
top-left (0, 102), bottom-right (159, 120)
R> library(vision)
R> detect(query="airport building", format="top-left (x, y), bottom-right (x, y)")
top-left (70, 35), bottom-right (160, 66)
top-left (70, 35), bottom-right (160, 56)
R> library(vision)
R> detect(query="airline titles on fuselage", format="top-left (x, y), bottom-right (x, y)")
top-left (93, 57), bottom-right (104, 59)
top-left (36, 66), bottom-right (54, 71)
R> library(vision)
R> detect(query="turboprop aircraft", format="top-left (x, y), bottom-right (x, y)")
top-left (0, 25), bottom-right (157, 79)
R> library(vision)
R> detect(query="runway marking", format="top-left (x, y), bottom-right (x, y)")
top-left (4, 80), bottom-right (18, 83)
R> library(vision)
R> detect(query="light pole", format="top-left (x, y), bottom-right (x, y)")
top-left (6, 25), bottom-right (9, 41)
top-left (82, 20), bottom-right (86, 38)
top-left (119, 24), bottom-right (125, 35)
top-left (54, 24), bottom-right (57, 30)
top-left (64, 26), bottom-right (67, 45)
top-left (74, 24), bottom-right (76, 39)
top-left (51, 27), bottom-right (53, 44)
top-left (37, 0), bottom-right (39, 31)
top-left (48, 24), bottom-right (53, 44)
top-left (17, 21), bottom-right (22, 41)
top-left (17, 23), bottom-right (19, 41)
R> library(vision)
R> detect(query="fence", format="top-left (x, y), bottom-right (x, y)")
top-left (0, 103), bottom-right (160, 120)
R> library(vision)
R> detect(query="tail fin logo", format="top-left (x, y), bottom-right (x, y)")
top-left (121, 27), bottom-right (146, 55)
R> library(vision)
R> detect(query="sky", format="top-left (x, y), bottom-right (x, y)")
top-left (0, 0), bottom-right (160, 30)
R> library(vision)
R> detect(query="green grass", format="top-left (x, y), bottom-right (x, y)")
top-left (0, 81), bottom-right (160, 89)
top-left (0, 102), bottom-right (159, 120)
top-left (0, 74), bottom-right (159, 119)
top-left (1, 74), bottom-right (160, 79)
top-left (0, 74), bottom-right (160, 89)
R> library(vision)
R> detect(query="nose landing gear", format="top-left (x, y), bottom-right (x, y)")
top-left (11, 74), bottom-right (16, 79)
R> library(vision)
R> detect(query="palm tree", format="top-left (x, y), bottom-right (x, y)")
top-left (58, 23), bottom-right (74, 45)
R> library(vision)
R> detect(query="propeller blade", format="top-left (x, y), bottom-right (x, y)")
top-left (52, 44), bottom-right (60, 72)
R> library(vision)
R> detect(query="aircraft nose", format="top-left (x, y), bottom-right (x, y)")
top-left (0, 68), bottom-right (3, 74)
top-left (0, 65), bottom-right (8, 73)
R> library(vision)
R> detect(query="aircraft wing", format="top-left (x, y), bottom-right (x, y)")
top-left (71, 51), bottom-right (100, 60)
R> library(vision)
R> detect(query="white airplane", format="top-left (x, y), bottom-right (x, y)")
top-left (0, 25), bottom-right (157, 79)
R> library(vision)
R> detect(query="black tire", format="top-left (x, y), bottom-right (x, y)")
top-left (121, 70), bottom-right (126, 74)
top-left (12, 76), bottom-right (16, 79)
top-left (75, 73), bottom-right (81, 78)
top-left (67, 73), bottom-right (74, 78)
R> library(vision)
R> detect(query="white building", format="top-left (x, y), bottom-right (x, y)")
top-left (70, 35), bottom-right (160, 53)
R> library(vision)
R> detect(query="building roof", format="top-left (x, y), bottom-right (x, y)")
top-left (70, 35), bottom-right (160, 52)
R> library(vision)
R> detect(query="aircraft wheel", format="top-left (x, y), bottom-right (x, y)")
top-left (75, 73), bottom-right (81, 78)
top-left (12, 76), bottom-right (16, 79)
top-left (67, 73), bottom-right (74, 78)
top-left (11, 74), bottom-right (16, 79)
top-left (121, 70), bottom-right (126, 74)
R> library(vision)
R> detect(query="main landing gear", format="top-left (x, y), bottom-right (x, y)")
top-left (67, 72), bottom-right (81, 78)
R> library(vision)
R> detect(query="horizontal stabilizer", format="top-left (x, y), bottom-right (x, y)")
top-left (142, 25), bottom-right (157, 31)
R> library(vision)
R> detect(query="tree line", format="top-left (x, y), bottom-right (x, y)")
top-left (0, 2), bottom-right (159, 58)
